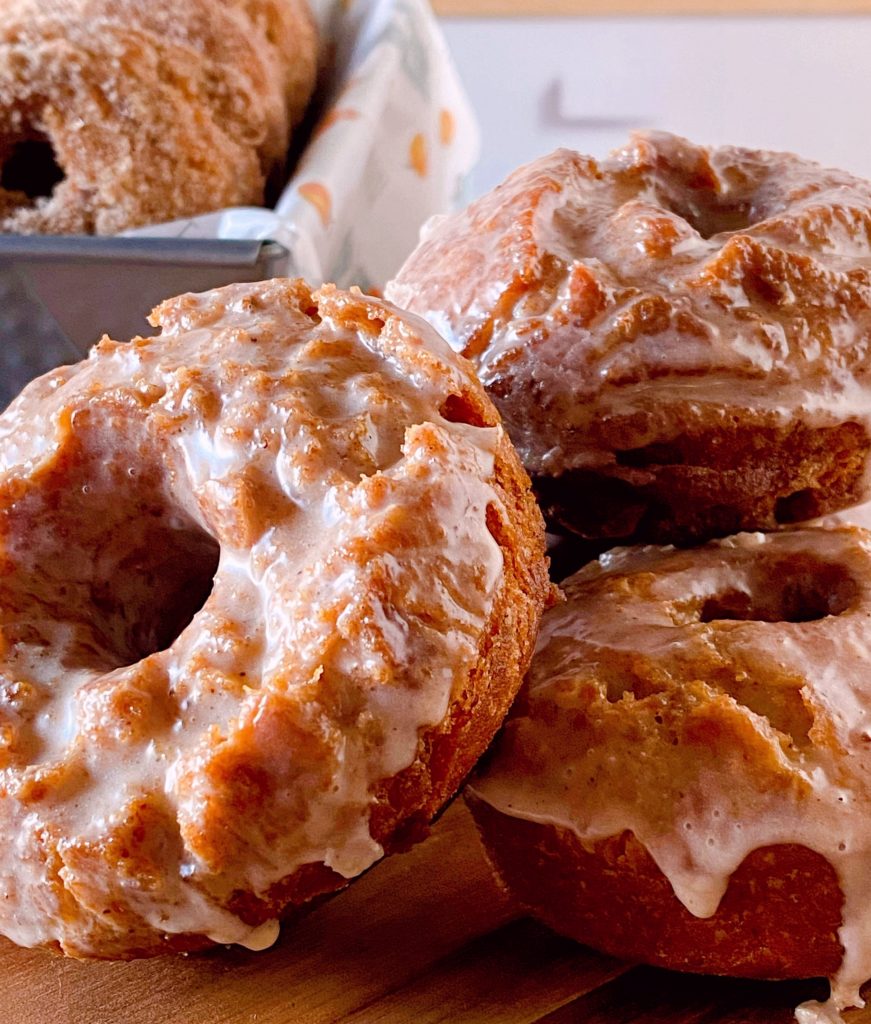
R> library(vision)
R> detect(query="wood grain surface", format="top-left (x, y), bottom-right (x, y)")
top-left (434, 0), bottom-right (871, 16)
top-left (2, 801), bottom-right (871, 1024)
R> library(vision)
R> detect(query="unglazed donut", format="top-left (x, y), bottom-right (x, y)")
top-left (0, 0), bottom-right (317, 234)
top-left (387, 132), bottom-right (871, 545)
top-left (467, 527), bottom-right (871, 1014)
top-left (0, 278), bottom-right (551, 958)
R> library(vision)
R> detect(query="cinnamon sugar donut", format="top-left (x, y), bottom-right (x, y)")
top-left (467, 527), bottom-right (871, 1015)
top-left (387, 132), bottom-right (871, 545)
top-left (0, 277), bottom-right (551, 958)
top-left (0, 0), bottom-right (317, 234)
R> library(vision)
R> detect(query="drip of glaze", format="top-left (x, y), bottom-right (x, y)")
top-left (470, 529), bottom-right (871, 1022)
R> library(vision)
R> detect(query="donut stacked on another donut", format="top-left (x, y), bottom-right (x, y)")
top-left (387, 131), bottom-right (871, 545)
top-left (467, 529), bottom-right (871, 1011)
top-left (386, 132), bottom-right (871, 1015)
top-left (0, 0), bottom-right (317, 234)
top-left (0, 278), bottom-right (551, 958)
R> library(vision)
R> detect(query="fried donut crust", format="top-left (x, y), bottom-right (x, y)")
top-left (468, 799), bottom-right (844, 981)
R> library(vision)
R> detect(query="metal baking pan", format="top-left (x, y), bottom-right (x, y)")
top-left (0, 236), bottom-right (288, 407)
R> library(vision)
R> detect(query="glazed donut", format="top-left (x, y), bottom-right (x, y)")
top-left (387, 132), bottom-right (871, 545)
top-left (0, 0), bottom-right (317, 234)
top-left (0, 277), bottom-right (551, 958)
top-left (467, 528), bottom-right (871, 1014)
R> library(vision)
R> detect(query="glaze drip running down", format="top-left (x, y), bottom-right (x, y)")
top-left (469, 528), bottom-right (871, 1016)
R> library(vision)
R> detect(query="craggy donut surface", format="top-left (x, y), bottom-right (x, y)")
top-left (467, 528), bottom-right (871, 1013)
top-left (387, 132), bottom-right (871, 544)
top-left (0, 278), bottom-right (551, 958)
top-left (0, 0), bottom-right (317, 234)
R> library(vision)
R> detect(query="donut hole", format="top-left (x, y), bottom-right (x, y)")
top-left (88, 520), bottom-right (221, 667)
top-left (700, 556), bottom-right (858, 624)
top-left (655, 182), bottom-right (754, 239)
top-left (673, 200), bottom-right (754, 239)
top-left (0, 136), bottom-right (64, 201)
top-left (8, 435), bottom-right (221, 672)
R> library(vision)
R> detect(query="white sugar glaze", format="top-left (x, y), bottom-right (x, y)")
top-left (0, 279), bottom-right (506, 956)
top-left (469, 528), bottom-right (871, 1019)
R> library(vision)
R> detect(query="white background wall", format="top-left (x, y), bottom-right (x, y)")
top-left (441, 16), bottom-right (871, 197)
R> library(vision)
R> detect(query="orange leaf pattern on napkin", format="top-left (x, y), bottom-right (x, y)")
top-left (439, 109), bottom-right (455, 146)
top-left (410, 133), bottom-right (428, 177)
top-left (298, 182), bottom-right (331, 227)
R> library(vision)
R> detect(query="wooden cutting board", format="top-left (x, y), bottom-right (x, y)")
top-left (2, 800), bottom-right (870, 1024)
